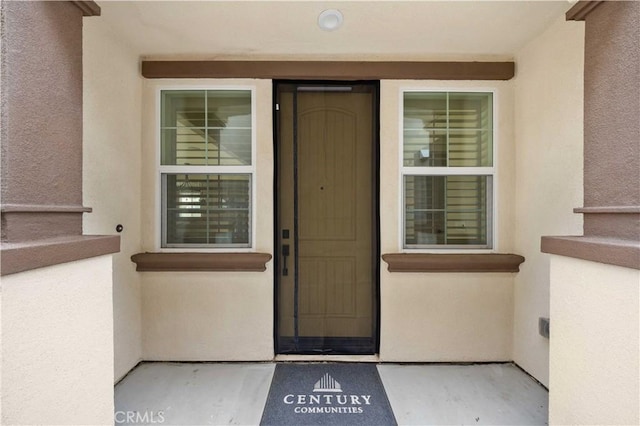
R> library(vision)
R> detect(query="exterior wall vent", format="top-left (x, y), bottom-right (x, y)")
top-left (538, 317), bottom-right (550, 339)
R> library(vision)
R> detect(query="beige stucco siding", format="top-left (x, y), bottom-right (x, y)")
top-left (379, 272), bottom-right (514, 361)
top-left (549, 256), bottom-right (640, 425)
top-left (138, 78), bottom-right (518, 362)
top-left (83, 18), bottom-right (144, 382)
top-left (140, 79), bottom-right (274, 361)
top-left (378, 80), bottom-right (516, 361)
top-left (1, 256), bottom-right (114, 425)
top-left (512, 17), bottom-right (585, 387)
top-left (142, 271), bottom-right (274, 360)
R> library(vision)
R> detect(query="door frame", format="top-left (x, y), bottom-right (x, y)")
top-left (272, 80), bottom-right (381, 355)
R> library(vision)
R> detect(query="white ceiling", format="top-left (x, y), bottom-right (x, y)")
top-left (97, 1), bottom-right (573, 60)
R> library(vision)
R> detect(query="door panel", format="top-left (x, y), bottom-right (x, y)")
top-left (276, 83), bottom-right (378, 354)
top-left (298, 107), bottom-right (357, 241)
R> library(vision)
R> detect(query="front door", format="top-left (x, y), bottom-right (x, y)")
top-left (275, 82), bottom-right (379, 354)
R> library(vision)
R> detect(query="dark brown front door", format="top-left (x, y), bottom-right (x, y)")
top-left (275, 82), bottom-right (379, 354)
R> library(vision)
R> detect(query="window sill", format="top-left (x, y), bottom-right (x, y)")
top-left (130, 252), bottom-right (272, 272)
top-left (381, 253), bottom-right (525, 273)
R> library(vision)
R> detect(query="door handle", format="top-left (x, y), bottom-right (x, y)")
top-left (282, 244), bottom-right (290, 276)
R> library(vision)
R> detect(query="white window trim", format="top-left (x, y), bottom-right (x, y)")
top-left (398, 87), bottom-right (498, 253)
top-left (154, 85), bottom-right (257, 252)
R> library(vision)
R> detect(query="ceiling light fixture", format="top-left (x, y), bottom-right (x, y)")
top-left (318, 9), bottom-right (343, 32)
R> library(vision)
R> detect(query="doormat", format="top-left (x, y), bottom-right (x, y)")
top-left (260, 363), bottom-right (397, 426)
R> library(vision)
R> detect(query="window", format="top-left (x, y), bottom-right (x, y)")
top-left (402, 91), bottom-right (494, 249)
top-left (159, 89), bottom-right (254, 248)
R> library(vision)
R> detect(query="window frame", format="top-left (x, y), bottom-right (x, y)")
top-left (399, 88), bottom-right (498, 253)
top-left (155, 86), bottom-right (257, 252)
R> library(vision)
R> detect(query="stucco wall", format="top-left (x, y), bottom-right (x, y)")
top-left (1, 256), bottom-right (114, 425)
top-left (140, 77), bottom-right (515, 361)
top-left (138, 75), bottom-right (579, 363)
top-left (140, 79), bottom-right (274, 360)
top-left (142, 271), bottom-right (274, 360)
top-left (83, 18), bottom-right (144, 381)
top-left (512, 17), bottom-right (584, 386)
top-left (379, 80), bottom-right (516, 361)
top-left (549, 255), bottom-right (640, 425)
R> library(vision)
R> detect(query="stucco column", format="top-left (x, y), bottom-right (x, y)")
top-left (542, 1), bottom-right (640, 269)
top-left (0, 1), bottom-right (119, 274)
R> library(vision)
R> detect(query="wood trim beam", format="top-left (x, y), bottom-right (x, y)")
top-left (71, 1), bottom-right (101, 17)
top-left (141, 61), bottom-right (515, 81)
top-left (131, 252), bottom-right (273, 272)
top-left (381, 253), bottom-right (525, 273)
top-left (566, 1), bottom-right (604, 21)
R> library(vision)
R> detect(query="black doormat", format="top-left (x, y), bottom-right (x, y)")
top-left (260, 363), bottom-right (397, 426)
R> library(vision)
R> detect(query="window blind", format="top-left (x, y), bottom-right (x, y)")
top-left (403, 92), bottom-right (493, 248)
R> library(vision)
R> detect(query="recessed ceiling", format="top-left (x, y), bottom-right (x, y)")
top-left (95, 1), bottom-right (572, 60)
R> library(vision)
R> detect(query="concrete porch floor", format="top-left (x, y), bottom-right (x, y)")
top-left (114, 362), bottom-right (548, 425)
